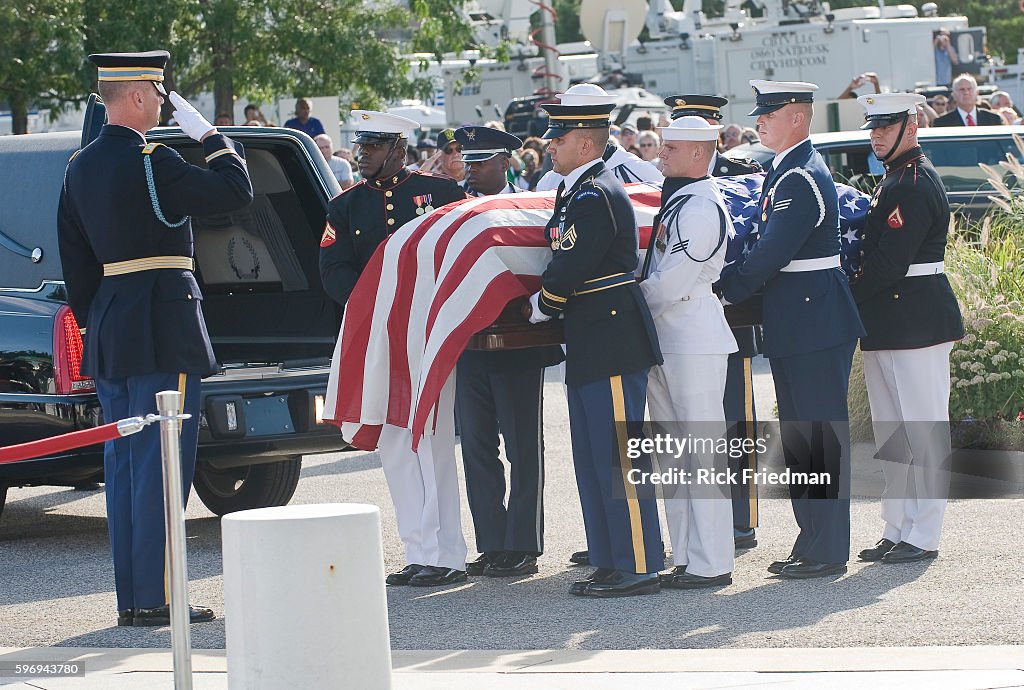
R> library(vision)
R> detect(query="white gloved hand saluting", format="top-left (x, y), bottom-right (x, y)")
top-left (169, 91), bottom-right (216, 142)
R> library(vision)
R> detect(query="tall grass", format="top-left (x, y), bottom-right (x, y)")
top-left (946, 134), bottom-right (1024, 448)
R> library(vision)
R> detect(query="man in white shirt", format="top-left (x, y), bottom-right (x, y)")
top-left (315, 133), bottom-right (354, 189)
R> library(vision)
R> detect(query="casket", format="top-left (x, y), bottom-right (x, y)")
top-left (466, 294), bottom-right (762, 350)
top-left (465, 298), bottom-right (564, 350)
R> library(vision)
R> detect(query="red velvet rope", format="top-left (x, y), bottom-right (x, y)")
top-left (0, 422), bottom-right (124, 464)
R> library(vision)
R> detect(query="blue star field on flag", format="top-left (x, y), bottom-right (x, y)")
top-left (715, 173), bottom-right (869, 277)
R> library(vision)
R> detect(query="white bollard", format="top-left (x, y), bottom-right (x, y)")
top-left (222, 504), bottom-right (392, 690)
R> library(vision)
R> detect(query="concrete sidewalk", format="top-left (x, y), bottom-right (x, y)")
top-left (1, 646), bottom-right (1022, 689)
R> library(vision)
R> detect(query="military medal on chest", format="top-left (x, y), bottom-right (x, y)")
top-left (550, 204), bottom-right (567, 250)
top-left (761, 191), bottom-right (771, 222)
top-left (413, 194), bottom-right (434, 215)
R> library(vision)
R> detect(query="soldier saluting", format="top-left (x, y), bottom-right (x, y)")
top-left (57, 50), bottom-right (253, 626)
top-left (852, 93), bottom-right (964, 564)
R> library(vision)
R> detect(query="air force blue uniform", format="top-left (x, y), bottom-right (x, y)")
top-left (536, 159), bottom-right (664, 575)
top-left (719, 135), bottom-right (864, 566)
top-left (58, 118), bottom-right (252, 610)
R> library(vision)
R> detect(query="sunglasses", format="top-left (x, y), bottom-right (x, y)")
top-left (639, 143), bottom-right (657, 147)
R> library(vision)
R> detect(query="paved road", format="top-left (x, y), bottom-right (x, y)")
top-left (1, 358), bottom-right (1022, 650)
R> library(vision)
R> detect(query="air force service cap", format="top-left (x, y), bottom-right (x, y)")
top-left (88, 50), bottom-right (169, 94)
top-left (664, 95), bottom-right (729, 121)
top-left (657, 115), bottom-right (723, 141)
top-left (455, 126), bottom-right (522, 163)
top-left (541, 83), bottom-right (616, 139)
top-left (351, 110), bottom-right (419, 145)
top-left (857, 92), bottom-right (927, 129)
top-left (748, 80), bottom-right (818, 116)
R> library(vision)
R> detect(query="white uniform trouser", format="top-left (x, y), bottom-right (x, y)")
top-left (863, 342), bottom-right (954, 552)
top-left (377, 374), bottom-right (467, 570)
top-left (647, 354), bottom-right (734, 576)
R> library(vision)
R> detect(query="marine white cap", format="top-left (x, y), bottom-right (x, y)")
top-left (748, 80), bottom-right (819, 115)
top-left (351, 109), bottom-right (419, 143)
top-left (657, 115), bottom-right (723, 141)
top-left (857, 92), bottom-right (927, 129)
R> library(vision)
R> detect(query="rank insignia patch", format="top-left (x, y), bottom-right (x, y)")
top-left (320, 222), bottom-right (337, 247)
top-left (887, 205), bottom-right (904, 229)
top-left (559, 224), bottom-right (577, 251)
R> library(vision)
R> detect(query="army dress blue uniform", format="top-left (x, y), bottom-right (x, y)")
top-left (666, 94), bottom-right (765, 543)
top-left (531, 141), bottom-right (665, 585)
top-left (852, 94), bottom-right (964, 561)
top-left (718, 81), bottom-right (864, 572)
top-left (57, 53), bottom-right (252, 617)
top-left (453, 127), bottom-right (565, 574)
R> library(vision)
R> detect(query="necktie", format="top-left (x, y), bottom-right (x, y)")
top-left (966, 112), bottom-right (975, 126)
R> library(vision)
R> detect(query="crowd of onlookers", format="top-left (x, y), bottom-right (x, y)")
top-left (222, 75), bottom-right (1023, 194)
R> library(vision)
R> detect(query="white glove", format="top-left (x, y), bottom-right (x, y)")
top-left (169, 91), bottom-right (216, 142)
top-left (528, 292), bottom-right (552, 324)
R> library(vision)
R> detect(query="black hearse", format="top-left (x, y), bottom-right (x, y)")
top-left (0, 108), bottom-right (350, 521)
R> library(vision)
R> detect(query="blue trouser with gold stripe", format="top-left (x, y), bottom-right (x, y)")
top-left (96, 371), bottom-right (200, 611)
top-left (770, 341), bottom-right (856, 565)
top-left (725, 352), bottom-right (758, 530)
top-left (567, 370), bottom-right (663, 574)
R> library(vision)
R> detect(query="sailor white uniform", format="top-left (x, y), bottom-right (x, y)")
top-left (641, 117), bottom-right (737, 579)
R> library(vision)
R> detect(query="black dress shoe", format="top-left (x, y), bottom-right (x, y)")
top-left (386, 563), bottom-right (424, 585)
top-left (117, 609), bottom-right (135, 627)
top-left (569, 567), bottom-right (615, 595)
top-left (662, 571), bottom-right (732, 589)
top-left (484, 553), bottom-right (538, 577)
top-left (658, 565), bottom-right (686, 584)
top-left (569, 549), bottom-right (590, 565)
top-left (767, 554), bottom-right (800, 575)
top-left (734, 528), bottom-right (758, 550)
top-left (881, 541), bottom-right (938, 563)
top-left (466, 553), bottom-right (500, 576)
top-left (133, 604), bottom-right (215, 627)
top-left (408, 566), bottom-right (468, 587)
top-left (858, 538), bottom-right (897, 562)
top-left (778, 559), bottom-right (848, 580)
top-left (580, 571), bottom-right (660, 598)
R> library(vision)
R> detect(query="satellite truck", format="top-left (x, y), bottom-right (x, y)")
top-left (409, 0), bottom-right (1000, 130)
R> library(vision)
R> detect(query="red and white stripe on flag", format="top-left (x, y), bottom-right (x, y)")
top-left (324, 184), bottom-right (662, 450)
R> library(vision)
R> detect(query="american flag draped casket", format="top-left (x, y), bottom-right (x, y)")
top-left (324, 174), bottom-right (870, 450)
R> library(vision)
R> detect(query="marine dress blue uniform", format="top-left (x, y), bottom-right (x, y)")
top-left (57, 52), bottom-right (252, 616)
top-left (718, 81), bottom-right (864, 574)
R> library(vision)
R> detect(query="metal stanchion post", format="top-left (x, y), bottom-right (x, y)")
top-left (156, 390), bottom-right (193, 690)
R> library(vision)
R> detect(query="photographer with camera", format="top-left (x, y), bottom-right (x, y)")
top-left (933, 29), bottom-right (959, 86)
top-left (838, 72), bottom-right (881, 100)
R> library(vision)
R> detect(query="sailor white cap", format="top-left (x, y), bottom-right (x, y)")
top-left (657, 115), bottom-right (723, 141)
top-left (857, 92), bottom-right (927, 129)
top-left (555, 83), bottom-right (617, 107)
top-left (748, 80), bottom-right (819, 115)
top-left (351, 110), bottom-right (419, 144)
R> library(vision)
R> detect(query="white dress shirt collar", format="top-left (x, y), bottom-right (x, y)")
top-left (561, 156), bottom-right (604, 194)
top-left (772, 137), bottom-right (810, 171)
top-left (957, 106), bottom-right (978, 124)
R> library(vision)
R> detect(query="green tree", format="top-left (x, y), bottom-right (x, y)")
top-left (81, 0), bottom-right (479, 124)
top-left (0, 1), bottom-right (85, 134)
